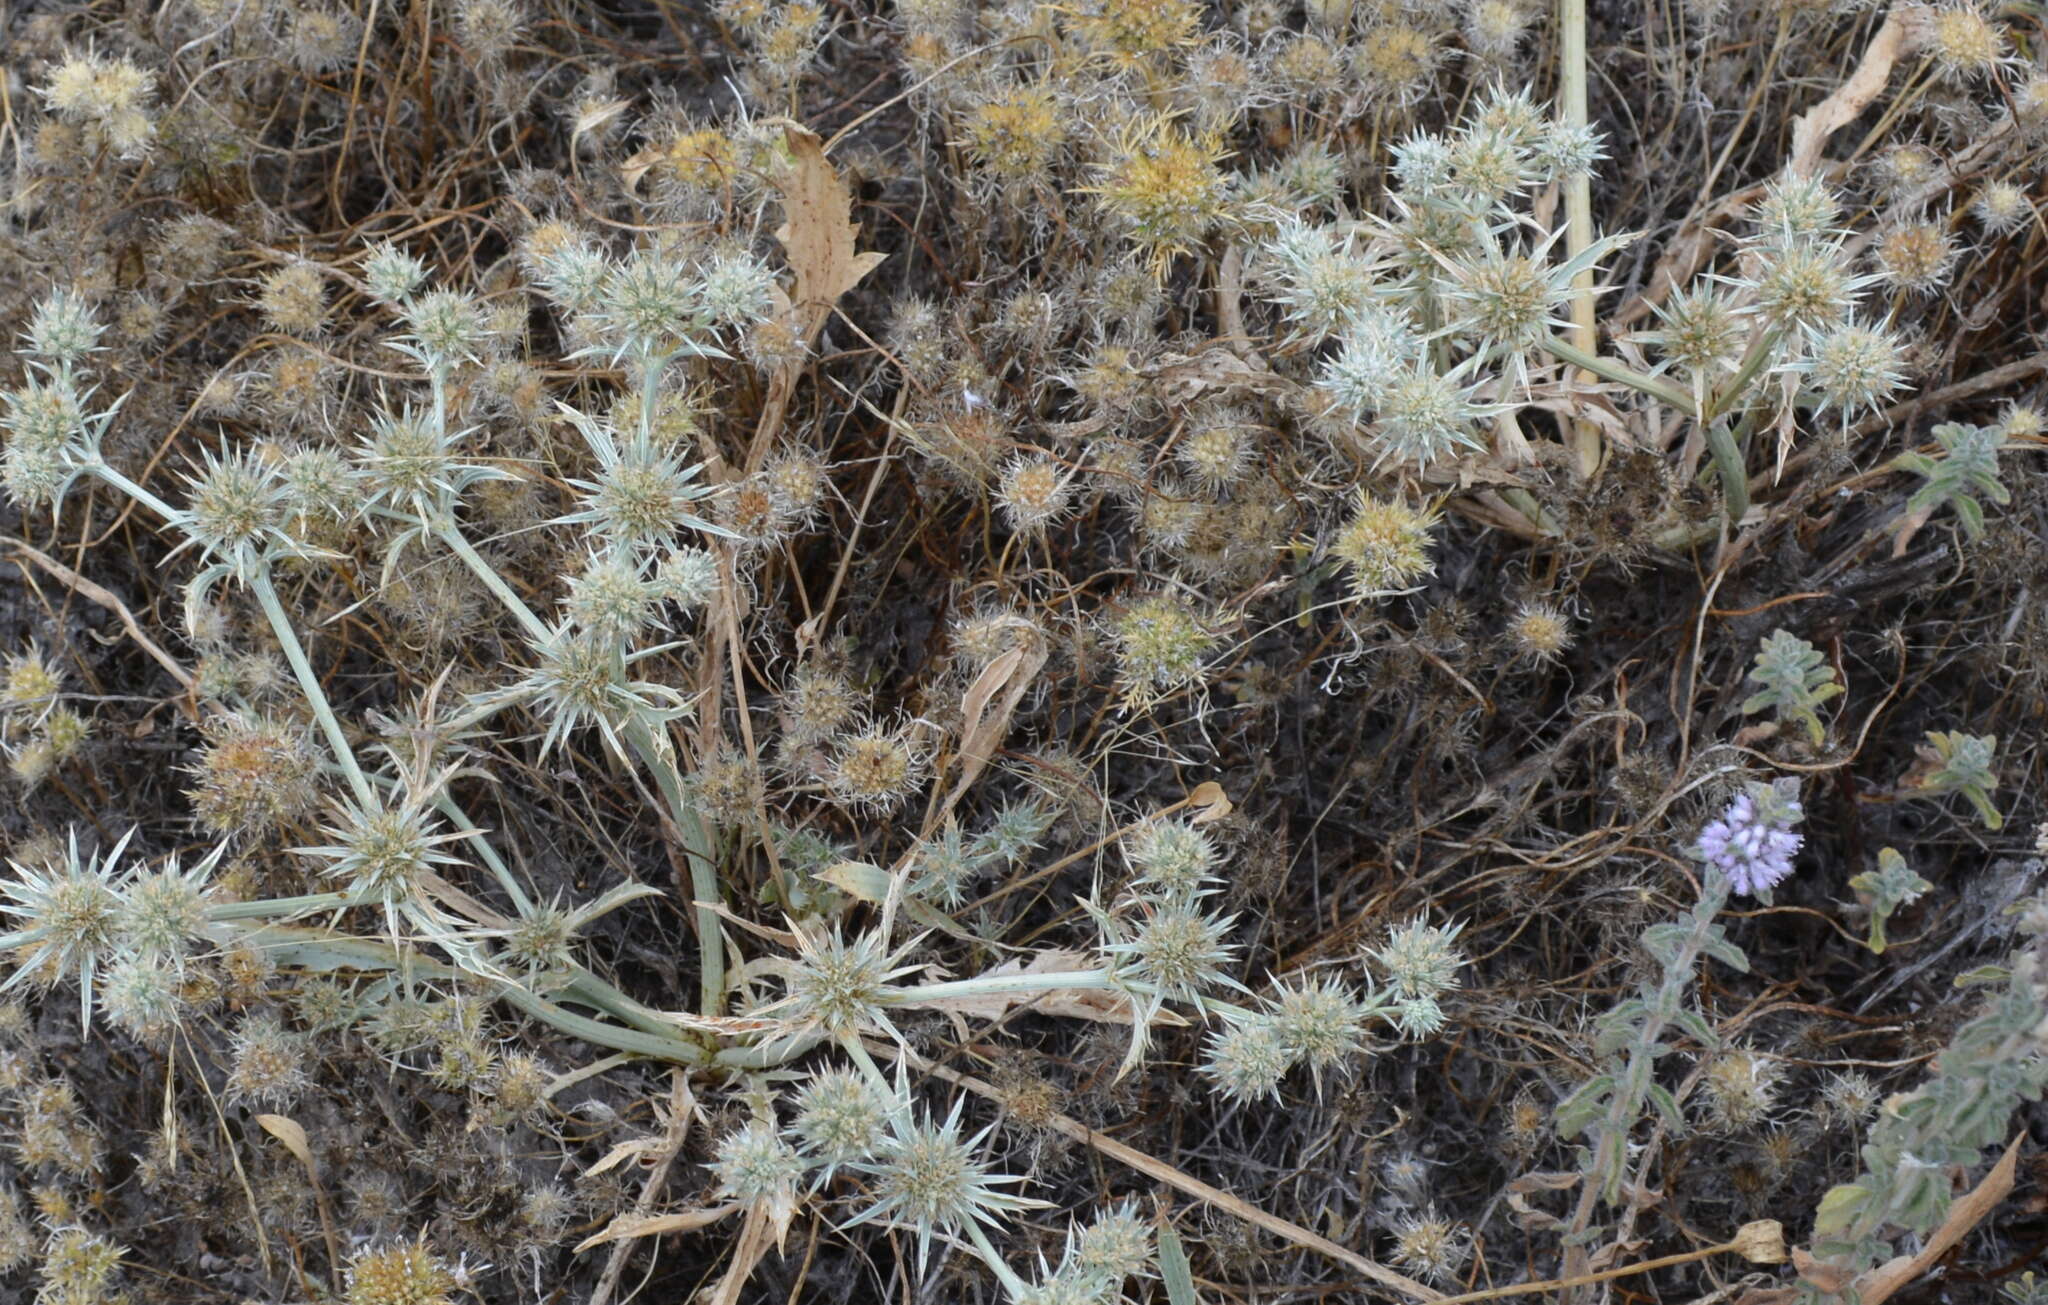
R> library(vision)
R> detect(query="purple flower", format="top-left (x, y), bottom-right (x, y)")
top-left (1697, 789), bottom-right (1804, 897)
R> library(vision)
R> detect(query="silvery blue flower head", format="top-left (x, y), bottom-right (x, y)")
top-left (1697, 783), bottom-right (1804, 898)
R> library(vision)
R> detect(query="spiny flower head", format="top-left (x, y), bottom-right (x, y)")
top-left (360, 242), bottom-right (429, 306)
top-left (794, 1065), bottom-right (892, 1168)
top-left (1366, 362), bottom-right (1492, 467)
top-left (1796, 322), bottom-right (1908, 414)
top-left (345, 1236), bottom-right (457, 1305)
top-left (1072, 1201), bottom-right (1154, 1281)
top-left (1874, 221), bottom-right (1957, 294)
top-left (38, 1228), bottom-right (125, 1305)
top-left (775, 921), bottom-right (922, 1037)
top-left (1091, 121), bottom-right (1232, 269)
top-left (1124, 817), bottom-right (1219, 896)
top-left (1448, 124), bottom-right (1537, 205)
top-left (562, 548), bottom-right (662, 644)
top-left (850, 1100), bottom-right (1041, 1269)
top-left (828, 723), bottom-right (930, 812)
top-left (1272, 975), bottom-right (1367, 1079)
top-left (38, 50), bottom-right (157, 158)
top-left (1202, 1013), bottom-right (1293, 1102)
top-left (1924, 2), bottom-right (2008, 81)
top-left (279, 444), bottom-right (362, 530)
top-left (258, 262), bottom-right (329, 336)
top-left (1391, 131), bottom-right (1456, 196)
top-left (1537, 121), bottom-right (1607, 179)
top-left (1354, 24), bottom-right (1443, 108)
top-left (1370, 918), bottom-right (1467, 1004)
top-left (116, 851), bottom-right (217, 965)
top-left (531, 233), bottom-right (611, 313)
top-left (100, 955), bottom-right (183, 1046)
top-left (1113, 900), bottom-right (1238, 1003)
top-left (0, 828), bottom-right (133, 1030)
top-left (1178, 409), bottom-right (1258, 488)
top-left (1695, 783), bottom-right (1804, 898)
top-left (1066, 0), bottom-right (1202, 67)
top-left (1, 375), bottom-right (86, 452)
top-left (1389, 1208), bottom-right (1469, 1283)
top-left (497, 626), bottom-right (690, 758)
top-left (1259, 223), bottom-right (1384, 339)
top-left (23, 289), bottom-right (102, 366)
top-left (1635, 283), bottom-right (1748, 383)
top-left (175, 447), bottom-right (291, 576)
top-left (400, 289), bottom-right (492, 366)
top-left (694, 248), bottom-right (778, 329)
top-left (1330, 491), bottom-right (1438, 596)
top-left (591, 249), bottom-right (705, 357)
top-left (188, 713), bottom-right (322, 839)
top-left (557, 414), bottom-right (723, 552)
top-left (301, 794), bottom-right (465, 907)
top-left (1749, 239), bottom-right (1867, 333)
top-left (357, 406), bottom-right (503, 517)
top-left (1972, 180), bottom-right (2033, 235)
top-left (1751, 176), bottom-right (1844, 245)
top-left (1445, 244), bottom-right (1575, 355)
top-left (226, 1012), bottom-right (309, 1106)
top-left (1, 646), bottom-right (62, 716)
top-left (997, 454), bottom-right (1074, 533)
top-left (964, 82), bottom-right (1068, 183)
top-left (659, 546), bottom-right (721, 608)
top-left (1699, 1046), bottom-right (1783, 1130)
top-left (712, 1120), bottom-right (807, 1214)
top-left (1470, 84), bottom-right (1548, 143)
top-left (1508, 599), bottom-right (1574, 662)
top-left (499, 897), bottom-right (580, 982)
top-left (1316, 300), bottom-right (1426, 415)
top-left (1105, 593), bottom-right (1218, 706)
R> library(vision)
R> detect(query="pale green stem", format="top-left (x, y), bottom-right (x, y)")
top-left (434, 508), bottom-right (724, 1015)
top-left (249, 567), bottom-right (376, 809)
top-left (230, 924), bottom-right (712, 1061)
top-left (207, 891), bottom-right (359, 922)
top-left (1541, 336), bottom-right (1699, 415)
top-left (1702, 328), bottom-right (1784, 423)
top-left (1560, 0), bottom-right (1601, 477)
top-left (841, 1034), bottom-right (892, 1094)
top-left (437, 524), bottom-right (552, 643)
top-left (87, 462), bottom-right (179, 524)
top-left (625, 719), bottom-right (725, 1017)
top-left (898, 970), bottom-right (1113, 1003)
top-left (1703, 414), bottom-right (1754, 525)
top-left (324, 761), bottom-right (537, 914)
top-left (430, 790), bottom-right (534, 916)
top-left (966, 1221), bottom-right (1028, 1297)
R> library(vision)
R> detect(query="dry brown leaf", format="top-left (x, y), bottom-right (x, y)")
top-left (774, 124), bottom-right (887, 347)
top-left (710, 1202), bottom-right (779, 1305)
top-left (1188, 781), bottom-right (1233, 824)
top-left (574, 1204), bottom-right (740, 1253)
top-left (1788, 10), bottom-right (1913, 177)
top-left (653, 1009), bottom-right (790, 1038)
top-left (254, 1114), bottom-right (314, 1170)
top-left (1732, 1220), bottom-right (1788, 1266)
top-left (1146, 347), bottom-right (1300, 404)
top-left (585, 1137), bottom-right (661, 1178)
top-left (894, 950), bottom-right (1175, 1026)
top-left (1853, 1135), bottom-right (2023, 1305)
top-left (943, 642), bottom-right (1046, 812)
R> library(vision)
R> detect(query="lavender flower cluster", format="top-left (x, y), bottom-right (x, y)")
top-left (1698, 787), bottom-right (1804, 897)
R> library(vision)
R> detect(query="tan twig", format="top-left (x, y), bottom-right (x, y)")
top-left (2, 537), bottom-right (196, 703)
top-left (870, 1039), bottom-right (1447, 1303)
